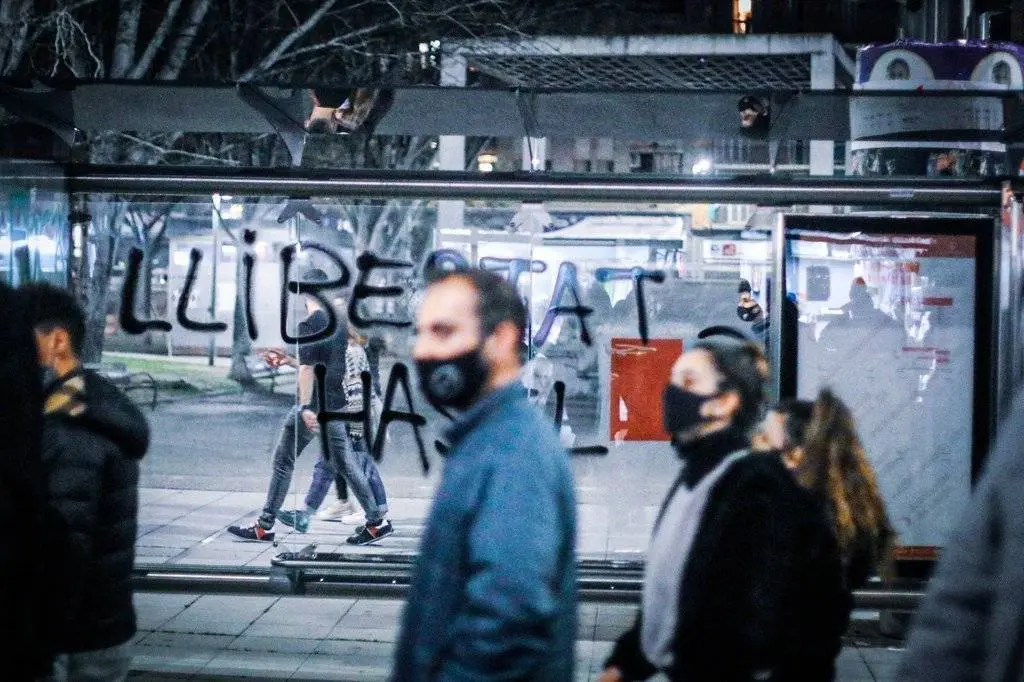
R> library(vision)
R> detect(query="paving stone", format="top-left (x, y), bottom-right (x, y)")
top-left (161, 595), bottom-right (279, 636)
top-left (227, 635), bottom-right (322, 655)
top-left (142, 632), bottom-right (235, 650)
top-left (134, 593), bottom-right (201, 630)
top-left (293, 653), bottom-right (390, 682)
top-left (130, 643), bottom-right (219, 676)
top-left (200, 649), bottom-right (308, 677)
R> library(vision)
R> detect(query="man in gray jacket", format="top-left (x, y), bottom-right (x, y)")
top-left (899, 389), bottom-right (1024, 681)
top-left (393, 268), bottom-right (578, 681)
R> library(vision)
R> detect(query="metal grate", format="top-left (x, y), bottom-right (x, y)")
top-left (467, 54), bottom-right (813, 91)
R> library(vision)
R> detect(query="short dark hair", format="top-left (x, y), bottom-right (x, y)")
top-left (21, 282), bottom-right (86, 355)
top-left (431, 268), bottom-right (527, 339)
top-left (774, 398), bottom-right (815, 449)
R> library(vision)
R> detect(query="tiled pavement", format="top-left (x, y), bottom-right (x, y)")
top-left (130, 593), bottom-right (903, 681)
top-left (134, 487), bottom-right (653, 565)
top-left (133, 487), bottom-right (904, 680)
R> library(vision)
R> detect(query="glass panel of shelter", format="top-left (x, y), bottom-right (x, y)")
top-left (782, 216), bottom-right (989, 554)
top-left (66, 192), bottom-right (774, 565)
top-left (50, 189), bottom-right (993, 569)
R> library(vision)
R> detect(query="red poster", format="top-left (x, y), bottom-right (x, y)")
top-left (610, 338), bottom-right (683, 442)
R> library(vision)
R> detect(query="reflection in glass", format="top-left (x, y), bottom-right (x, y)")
top-left (787, 226), bottom-right (976, 548)
top-left (78, 194), bottom-right (788, 565)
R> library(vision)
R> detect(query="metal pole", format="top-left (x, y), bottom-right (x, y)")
top-left (979, 11), bottom-right (993, 40)
top-left (769, 212), bottom-right (786, 403)
top-left (0, 165), bottom-right (999, 206)
top-left (1013, 197), bottom-right (1023, 389)
top-left (131, 565), bottom-right (925, 611)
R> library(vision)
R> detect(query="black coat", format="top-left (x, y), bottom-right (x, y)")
top-left (42, 369), bottom-right (149, 653)
top-left (607, 453), bottom-right (848, 682)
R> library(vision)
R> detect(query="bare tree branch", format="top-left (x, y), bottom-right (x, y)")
top-left (128, 0), bottom-right (185, 79)
top-left (157, 0), bottom-right (213, 79)
top-left (25, 0), bottom-right (106, 48)
top-left (117, 133), bottom-right (241, 165)
top-left (256, 15), bottom-right (406, 65)
top-left (239, 0), bottom-right (339, 81)
top-left (53, 10), bottom-right (104, 77)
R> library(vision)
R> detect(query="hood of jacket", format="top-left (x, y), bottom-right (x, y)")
top-left (44, 368), bottom-right (149, 460)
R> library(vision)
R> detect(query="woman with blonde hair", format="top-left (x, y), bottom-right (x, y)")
top-left (754, 388), bottom-right (895, 591)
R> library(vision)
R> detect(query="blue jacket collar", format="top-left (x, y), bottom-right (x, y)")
top-left (444, 381), bottom-right (526, 452)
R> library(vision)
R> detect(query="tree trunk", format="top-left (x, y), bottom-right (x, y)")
top-left (81, 202), bottom-right (122, 363)
top-left (0, 0), bottom-right (32, 77)
top-left (227, 240), bottom-right (256, 387)
top-left (157, 0), bottom-right (213, 79)
top-left (140, 244), bottom-right (154, 346)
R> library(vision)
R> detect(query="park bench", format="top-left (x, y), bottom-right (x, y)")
top-left (83, 362), bottom-right (158, 410)
top-left (245, 354), bottom-right (296, 393)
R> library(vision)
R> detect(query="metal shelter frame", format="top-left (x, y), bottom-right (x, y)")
top-left (4, 160), bottom-right (1012, 610)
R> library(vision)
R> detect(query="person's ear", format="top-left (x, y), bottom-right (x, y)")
top-left (483, 320), bottom-right (519, 363)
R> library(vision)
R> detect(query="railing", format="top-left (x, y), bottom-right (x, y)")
top-left (1, 164), bottom-right (1004, 206)
top-left (132, 558), bottom-right (925, 612)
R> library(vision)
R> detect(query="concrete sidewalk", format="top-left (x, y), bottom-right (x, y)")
top-left (130, 592), bottom-right (903, 681)
top-left (136, 486), bottom-right (652, 566)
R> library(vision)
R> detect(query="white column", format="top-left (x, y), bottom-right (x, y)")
top-left (809, 42), bottom-right (836, 217)
top-left (438, 53), bottom-right (467, 254)
top-left (809, 45), bottom-right (835, 178)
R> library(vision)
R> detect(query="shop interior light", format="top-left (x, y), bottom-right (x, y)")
top-left (692, 158), bottom-right (713, 175)
top-left (478, 152), bottom-right (498, 172)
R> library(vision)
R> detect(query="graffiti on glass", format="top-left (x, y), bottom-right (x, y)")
top-left (118, 237), bottom-right (670, 467)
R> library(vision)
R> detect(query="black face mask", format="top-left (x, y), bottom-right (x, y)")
top-left (662, 384), bottom-right (721, 436)
top-left (416, 346), bottom-right (489, 411)
top-left (737, 303), bottom-right (762, 322)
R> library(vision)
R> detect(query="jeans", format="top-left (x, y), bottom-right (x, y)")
top-left (261, 407), bottom-right (386, 525)
top-left (307, 435), bottom-right (387, 511)
top-left (47, 642), bottom-right (131, 681)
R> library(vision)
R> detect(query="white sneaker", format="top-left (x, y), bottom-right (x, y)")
top-left (317, 500), bottom-right (355, 522)
top-left (342, 511), bottom-right (367, 525)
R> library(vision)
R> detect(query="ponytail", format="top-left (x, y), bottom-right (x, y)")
top-left (799, 389), bottom-right (895, 571)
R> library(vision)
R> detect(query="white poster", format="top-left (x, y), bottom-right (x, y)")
top-left (790, 232), bottom-right (975, 548)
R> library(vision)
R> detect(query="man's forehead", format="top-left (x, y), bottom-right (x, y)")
top-left (423, 278), bottom-right (477, 313)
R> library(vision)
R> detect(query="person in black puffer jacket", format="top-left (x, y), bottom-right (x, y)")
top-left (24, 283), bottom-right (149, 681)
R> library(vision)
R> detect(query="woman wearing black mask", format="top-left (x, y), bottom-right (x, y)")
top-left (599, 339), bottom-right (847, 682)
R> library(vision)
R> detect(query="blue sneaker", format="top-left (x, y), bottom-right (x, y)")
top-left (277, 509), bottom-right (311, 533)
